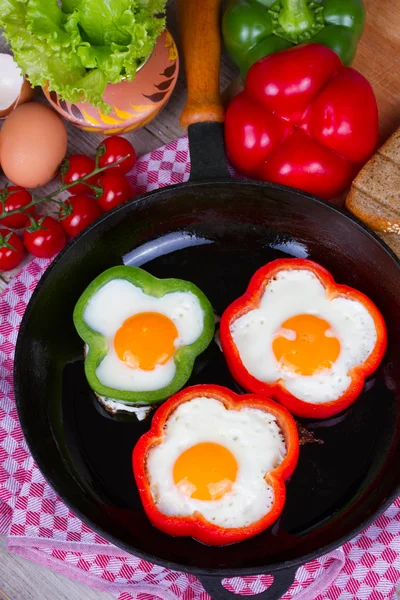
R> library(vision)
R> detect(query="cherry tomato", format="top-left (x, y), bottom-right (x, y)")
top-left (97, 172), bottom-right (134, 212)
top-left (0, 229), bottom-right (24, 271)
top-left (61, 154), bottom-right (97, 194)
top-left (60, 194), bottom-right (103, 237)
top-left (98, 136), bottom-right (137, 175)
top-left (23, 216), bottom-right (66, 258)
top-left (0, 187), bottom-right (35, 228)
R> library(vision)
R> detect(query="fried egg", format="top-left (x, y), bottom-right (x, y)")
top-left (230, 268), bottom-right (378, 404)
top-left (146, 396), bottom-right (287, 528)
top-left (83, 279), bottom-right (205, 392)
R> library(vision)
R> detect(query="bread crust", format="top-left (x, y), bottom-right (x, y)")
top-left (346, 127), bottom-right (400, 255)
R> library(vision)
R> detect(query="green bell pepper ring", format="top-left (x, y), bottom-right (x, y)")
top-left (222, 0), bottom-right (365, 77)
top-left (73, 266), bottom-right (215, 406)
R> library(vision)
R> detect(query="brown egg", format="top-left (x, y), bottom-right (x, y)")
top-left (0, 103), bottom-right (67, 188)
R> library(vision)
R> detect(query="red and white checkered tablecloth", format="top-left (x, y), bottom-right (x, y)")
top-left (1, 137), bottom-right (399, 600)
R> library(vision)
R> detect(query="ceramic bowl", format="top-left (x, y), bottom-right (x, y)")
top-left (43, 31), bottom-right (179, 135)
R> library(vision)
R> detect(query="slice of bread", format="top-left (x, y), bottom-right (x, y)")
top-left (346, 128), bottom-right (400, 257)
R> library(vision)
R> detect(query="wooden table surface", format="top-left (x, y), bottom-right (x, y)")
top-left (1, 0), bottom-right (400, 598)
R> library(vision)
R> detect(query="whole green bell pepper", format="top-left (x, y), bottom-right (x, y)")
top-left (222, 0), bottom-right (365, 77)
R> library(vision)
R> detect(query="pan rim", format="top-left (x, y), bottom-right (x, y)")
top-left (14, 178), bottom-right (400, 576)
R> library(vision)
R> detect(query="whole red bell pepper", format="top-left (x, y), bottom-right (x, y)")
top-left (133, 384), bottom-right (299, 546)
top-left (220, 259), bottom-right (387, 419)
top-left (225, 43), bottom-right (379, 200)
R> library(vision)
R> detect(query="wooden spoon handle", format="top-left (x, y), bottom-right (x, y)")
top-left (178, 0), bottom-right (224, 129)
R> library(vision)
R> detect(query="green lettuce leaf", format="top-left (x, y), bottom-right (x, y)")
top-left (61, 0), bottom-right (82, 13)
top-left (0, 0), bottom-right (166, 112)
top-left (76, 0), bottom-right (133, 46)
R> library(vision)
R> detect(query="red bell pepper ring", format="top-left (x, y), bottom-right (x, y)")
top-left (133, 384), bottom-right (299, 546)
top-left (220, 259), bottom-right (387, 419)
top-left (225, 43), bottom-right (379, 200)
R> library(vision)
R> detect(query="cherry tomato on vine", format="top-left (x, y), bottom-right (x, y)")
top-left (61, 154), bottom-right (97, 194)
top-left (23, 216), bottom-right (66, 258)
top-left (97, 136), bottom-right (137, 175)
top-left (97, 172), bottom-right (134, 212)
top-left (0, 187), bottom-right (35, 229)
top-left (0, 229), bottom-right (25, 271)
top-left (60, 194), bottom-right (103, 237)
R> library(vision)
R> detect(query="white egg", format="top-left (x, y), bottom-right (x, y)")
top-left (83, 279), bottom-right (205, 392)
top-left (146, 396), bottom-right (287, 528)
top-left (230, 269), bottom-right (378, 404)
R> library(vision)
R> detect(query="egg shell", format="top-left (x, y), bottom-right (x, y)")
top-left (0, 103), bottom-right (67, 188)
top-left (0, 54), bottom-right (35, 119)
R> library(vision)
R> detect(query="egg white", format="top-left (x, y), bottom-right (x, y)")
top-left (83, 279), bottom-right (205, 392)
top-left (146, 397), bottom-right (287, 528)
top-left (230, 269), bottom-right (377, 404)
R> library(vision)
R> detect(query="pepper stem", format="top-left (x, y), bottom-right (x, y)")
top-left (269, 0), bottom-right (324, 43)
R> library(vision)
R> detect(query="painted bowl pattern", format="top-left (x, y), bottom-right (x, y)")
top-left (44, 31), bottom-right (179, 135)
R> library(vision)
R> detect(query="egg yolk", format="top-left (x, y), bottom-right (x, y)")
top-left (173, 442), bottom-right (238, 501)
top-left (114, 312), bottom-right (178, 371)
top-left (273, 314), bottom-right (340, 376)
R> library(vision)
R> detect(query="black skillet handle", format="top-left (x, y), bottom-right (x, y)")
top-left (198, 568), bottom-right (297, 600)
top-left (177, 0), bottom-right (230, 181)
